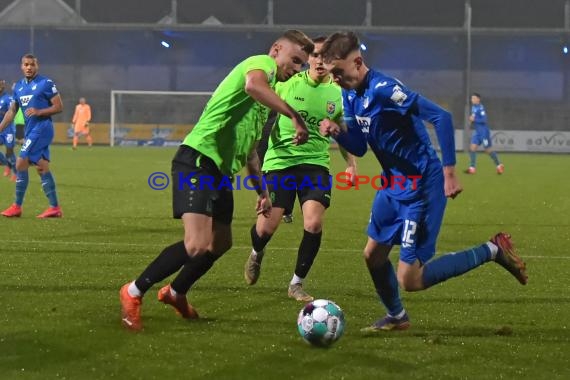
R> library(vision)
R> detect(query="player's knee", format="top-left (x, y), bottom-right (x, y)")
top-left (303, 220), bottom-right (322, 234)
top-left (183, 239), bottom-right (210, 257)
top-left (15, 159), bottom-right (28, 171)
top-left (363, 249), bottom-right (388, 266)
top-left (397, 271), bottom-right (424, 292)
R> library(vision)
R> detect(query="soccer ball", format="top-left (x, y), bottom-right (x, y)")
top-left (297, 299), bottom-right (345, 347)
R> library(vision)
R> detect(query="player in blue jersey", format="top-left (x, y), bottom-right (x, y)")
top-left (0, 54), bottom-right (63, 218)
top-left (0, 80), bottom-right (17, 181)
top-left (466, 93), bottom-right (504, 174)
top-left (319, 31), bottom-right (527, 331)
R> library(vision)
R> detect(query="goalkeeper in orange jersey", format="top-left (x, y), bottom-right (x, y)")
top-left (71, 97), bottom-right (92, 149)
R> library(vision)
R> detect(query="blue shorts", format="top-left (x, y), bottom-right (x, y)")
top-left (470, 127), bottom-right (492, 148)
top-left (367, 167), bottom-right (447, 265)
top-left (20, 124), bottom-right (54, 164)
top-left (0, 123), bottom-right (16, 148)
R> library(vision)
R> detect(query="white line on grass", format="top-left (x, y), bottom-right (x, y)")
top-left (7, 240), bottom-right (570, 259)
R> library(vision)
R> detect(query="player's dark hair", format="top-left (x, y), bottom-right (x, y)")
top-left (21, 53), bottom-right (38, 62)
top-left (311, 35), bottom-right (328, 44)
top-left (472, 92), bottom-right (481, 99)
top-left (280, 29), bottom-right (314, 55)
top-left (320, 31), bottom-right (361, 63)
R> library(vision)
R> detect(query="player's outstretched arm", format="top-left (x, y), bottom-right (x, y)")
top-left (245, 70), bottom-right (308, 145)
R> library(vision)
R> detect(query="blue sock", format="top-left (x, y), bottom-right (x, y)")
top-left (489, 151), bottom-right (500, 165)
top-left (469, 151), bottom-right (476, 167)
top-left (40, 172), bottom-right (59, 207)
top-left (367, 261), bottom-right (404, 317)
top-left (422, 244), bottom-right (492, 289)
top-left (0, 151), bottom-right (7, 166)
top-left (6, 154), bottom-right (16, 174)
top-left (15, 170), bottom-right (29, 206)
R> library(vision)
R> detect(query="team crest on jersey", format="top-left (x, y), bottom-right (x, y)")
top-left (20, 95), bottom-right (33, 106)
top-left (326, 101), bottom-right (336, 115)
top-left (390, 85), bottom-right (407, 106)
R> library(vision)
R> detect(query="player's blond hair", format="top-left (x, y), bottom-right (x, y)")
top-left (278, 30), bottom-right (314, 55)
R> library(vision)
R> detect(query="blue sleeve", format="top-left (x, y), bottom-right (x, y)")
top-left (335, 116), bottom-right (367, 157)
top-left (416, 95), bottom-right (456, 166)
top-left (42, 79), bottom-right (59, 101)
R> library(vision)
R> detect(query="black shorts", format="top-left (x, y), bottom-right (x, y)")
top-left (264, 164), bottom-right (331, 211)
top-left (15, 124), bottom-right (25, 140)
top-left (171, 145), bottom-right (233, 225)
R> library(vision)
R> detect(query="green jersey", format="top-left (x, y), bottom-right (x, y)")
top-left (262, 71), bottom-right (343, 172)
top-left (183, 55), bottom-right (277, 176)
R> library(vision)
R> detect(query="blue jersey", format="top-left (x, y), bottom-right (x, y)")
top-left (342, 69), bottom-right (441, 200)
top-left (13, 75), bottom-right (59, 134)
top-left (471, 104), bottom-right (488, 130)
top-left (0, 92), bottom-right (16, 136)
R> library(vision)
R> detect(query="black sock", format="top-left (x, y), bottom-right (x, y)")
top-left (251, 224), bottom-right (272, 253)
top-left (294, 230), bottom-right (322, 278)
top-left (134, 241), bottom-right (188, 294)
top-left (170, 253), bottom-right (219, 294)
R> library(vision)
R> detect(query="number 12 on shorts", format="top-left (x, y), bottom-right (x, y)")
top-left (402, 220), bottom-right (417, 248)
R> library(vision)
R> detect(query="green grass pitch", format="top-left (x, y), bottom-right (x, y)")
top-left (0, 146), bottom-right (568, 379)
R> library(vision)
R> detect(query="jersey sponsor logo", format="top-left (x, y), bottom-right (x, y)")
top-left (19, 95), bottom-right (33, 106)
top-left (390, 85), bottom-right (407, 106)
top-left (326, 101), bottom-right (336, 115)
top-left (355, 115), bottom-right (371, 133)
top-left (294, 96), bottom-right (305, 101)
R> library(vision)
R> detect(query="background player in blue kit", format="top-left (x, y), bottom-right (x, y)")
top-left (319, 31), bottom-right (527, 331)
top-left (0, 80), bottom-right (17, 180)
top-left (0, 54), bottom-right (63, 218)
top-left (466, 93), bottom-right (504, 174)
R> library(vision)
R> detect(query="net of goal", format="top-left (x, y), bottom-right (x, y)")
top-left (110, 90), bottom-right (212, 147)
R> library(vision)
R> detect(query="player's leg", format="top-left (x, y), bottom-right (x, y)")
top-left (34, 138), bottom-right (62, 218)
top-left (466, 131), bottom-right (480, 174)
top-left (72, 130), bottom-right (80, 150)
top-left (6, 145), bottom-right (17, 179)
top-left (0, 145), bottom-right (8, 176)
top-left (1, 136), bottom-right (35, 217)
top-left (120, 146), bottom-right (218, 329)
top-left (245, 170), bottom-right (293, 285)
top-left (85, 129), bottom-right (93, 147)
top-left (482, 129), bottom-right (503, 174)
top-left (397, 176), bottom-right (526, 293)
top-left (287, 167), bottom-right (331, 301)
top-left (287, 199), bottom-right (325, 301)
top-left (361, 191), bottom-right (409, 332)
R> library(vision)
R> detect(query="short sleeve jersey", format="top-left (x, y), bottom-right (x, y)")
top-left (13, 75), bottom-right (59, 133)
top-left (262, 71), bottom-right (343, 171)
top-left (183, 55), bottom-right (277, 176)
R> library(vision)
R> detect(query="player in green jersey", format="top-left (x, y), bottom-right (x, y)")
top-left (243, 37), bottom-right (357, 301)
top-left (120, 30), bottom-right (314, 331)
